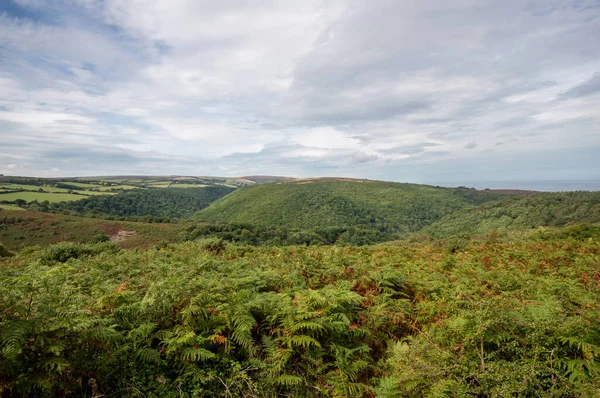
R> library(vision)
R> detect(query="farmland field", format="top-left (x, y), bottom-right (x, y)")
top-left (167, 183), bottom-right (208, 188)
top-left (95, 184), bottom-right (138, 190)
top-left (0, 192), bottom-right (87, 203)
top-left (0, 204), bottom-right (26, 211)
top-left (64, 181), bottom-right (138, 190)
top-left (79, 190), bottom-right (116, 195)
top-left (0, 183), bottom-right (72, 193)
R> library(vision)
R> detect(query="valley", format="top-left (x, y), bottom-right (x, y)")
top-left (1, 176), bottom-right (599, 397)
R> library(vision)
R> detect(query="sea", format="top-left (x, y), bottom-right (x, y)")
top-left (431, 179), bottom-right (600, 192)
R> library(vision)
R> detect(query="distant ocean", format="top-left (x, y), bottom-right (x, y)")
top-left (431, 180), bottom-right (600, 192)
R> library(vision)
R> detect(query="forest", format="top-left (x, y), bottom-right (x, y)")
top-left (1, 179), bottom-right (599, 397)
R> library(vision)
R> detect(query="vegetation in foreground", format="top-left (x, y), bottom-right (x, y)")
top-left (1, 226), bottom-right (599, 397)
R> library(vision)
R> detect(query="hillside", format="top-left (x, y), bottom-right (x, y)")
top-left (422, 191), bottom-right (600, 239)
top-left (195, 179), bottom-right (531, 234)
top-left (0, 210), bottom-right (187, 250)
top-left (238, 175), bottom-right (296, 184)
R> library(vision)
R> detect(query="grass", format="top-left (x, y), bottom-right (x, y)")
top-left (0, 183), bottom-right (72, 193)
top-left (0, 183), bottom-right (122, 196)
top-left (169, 183), bottom-right (208, 188)
top-left (0, 204), bottom-right (26, 211)
top-left (81, 190), bottom-right (116, 196)
top-left (52, 181), bottom-right (105, 189)
top-left (95, 184), bottom-right (138, 190)
top-left (0, 192), bottom-right (88, 203)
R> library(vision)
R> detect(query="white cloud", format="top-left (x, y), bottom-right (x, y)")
top-left (292, 127), bottom-right (360, 150)
top-left (0, 0), bottom-right (599, 181)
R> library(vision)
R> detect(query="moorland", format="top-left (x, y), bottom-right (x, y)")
top-left (1, 175), bottom-right (599, 397)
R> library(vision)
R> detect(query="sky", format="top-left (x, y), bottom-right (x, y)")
top-left (0, 0), bottom-right (599, 185)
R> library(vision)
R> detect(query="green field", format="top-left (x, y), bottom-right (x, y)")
top-left (0, 183), bottom-right (121, 196)
top-left (65, 181), bottom-right (138, 190)
top-left (169, 183), bottom-right (208, 188)
top-left (0, 204), bottom-right (26, 211)
top-left (81, 190), bottom-right (116, 196)
top-left (0, 191), bottom-right (87, 203)
top-left (0, 183), bottom-right (73, 193)
top-left (145, 181), bottom-right (172, 187)
top-left (96, 184), bottom-right (138, 190)
top-left (56, 181), bottom-right (106, 189)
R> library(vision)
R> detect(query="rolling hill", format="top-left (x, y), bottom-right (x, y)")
top-left (422, 191), bottom-right (600, 239)
top-left (195, 179), bottom-right (532, 234)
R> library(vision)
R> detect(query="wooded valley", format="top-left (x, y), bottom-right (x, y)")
top-left (1, 177), bottom-right (599, 397)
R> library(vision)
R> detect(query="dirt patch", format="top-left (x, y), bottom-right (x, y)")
top-left (98, 223), bottom-right (121, 236)
top-left (109, 230), bottom-right (137, 242)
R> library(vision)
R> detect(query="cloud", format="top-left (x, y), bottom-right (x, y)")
top-left (559, 73), bottom-right (600, 99)
top-left (352, 152), bottom-right (379, 163)
top-left (0, 0), bottom-right (599, 182)
top-left (379, 142), bottom-right (441, 156)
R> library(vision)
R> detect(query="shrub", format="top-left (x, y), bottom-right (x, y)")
top-left (89, 232), bottom-right (110, 243)
top-left (198, 237), bottom-right (226, 254)
top-left (38, 242), bottom-right (120, 264)
top-left (0, 243), bottom-right (14, 258)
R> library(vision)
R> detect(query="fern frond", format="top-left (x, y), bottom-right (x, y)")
top-left (275, 374), bottom-right (303, 387)
top-left (181, 347), bottom-right (215, 362)
top-left (136, 347), bottom-right (161, 363)
top-left (286, 335), bottom-right (321, 349)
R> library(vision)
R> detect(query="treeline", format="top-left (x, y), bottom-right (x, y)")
top-left (1, 229), bottom-right (599, 396)
top-left (22, 187), bottom-right (235, 219)
top-left (180, 222), bottom-right (397, 246)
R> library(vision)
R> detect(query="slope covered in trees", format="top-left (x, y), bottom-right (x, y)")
top-left (26, 186), bottom-right (236, 219)
top-left (195, 179), bottom-right (529, 234)
top-left (422, 191), bottom-right (600, 239)
top-left (1, 226), bottom-right (599, 397)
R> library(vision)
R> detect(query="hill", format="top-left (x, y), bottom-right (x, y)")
top-left (238, 175), bottom-right (296, 184)
top-left (195, 179), bottom-right (532, 235)
top-left (422, 191), bottom-right (600, 239)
